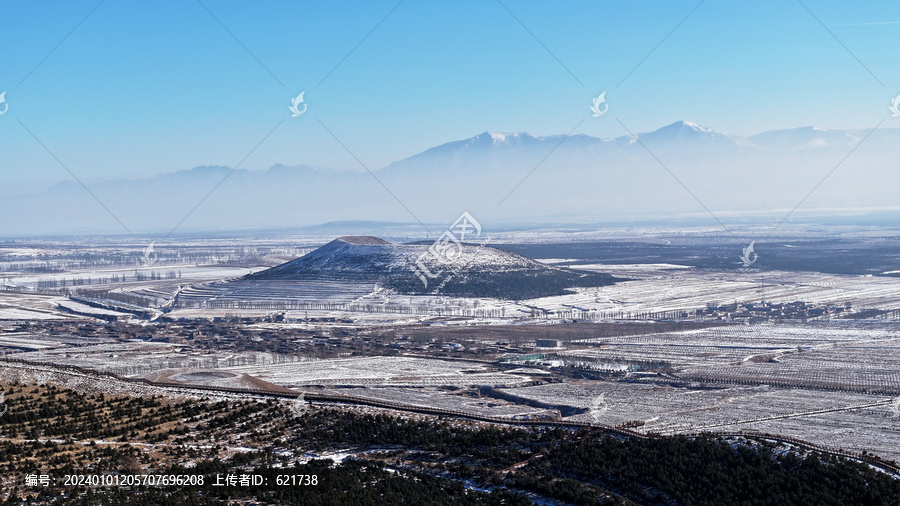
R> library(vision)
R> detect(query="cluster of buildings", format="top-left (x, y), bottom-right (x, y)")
top-left (694, 301), bottom-right (851, 321)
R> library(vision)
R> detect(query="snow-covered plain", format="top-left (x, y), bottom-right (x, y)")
top-left (154, 264), bottom-right (900, 323)
top-left (5, 319), bottom-right (900, 461)
top-left (3, 236), bottom-right (900, 463)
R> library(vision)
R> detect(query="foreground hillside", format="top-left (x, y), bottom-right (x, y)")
top-left (247, 236), bottom-right (619, 299)
top-left (0, 381), bottom-right (897, 505)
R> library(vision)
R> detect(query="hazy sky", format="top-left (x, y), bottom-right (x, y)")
top-left (2, 0), bottom-right (899, 190)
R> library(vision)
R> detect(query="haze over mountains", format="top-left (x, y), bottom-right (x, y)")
top-left (4, 121), bottom-right (899, 236)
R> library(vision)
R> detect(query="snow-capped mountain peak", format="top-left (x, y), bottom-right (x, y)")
top-left (681, 120), bottom-right (719, 134)
top-left (483, 132), bottom-right (536, 145)
top-left (637, 120), bottom-right (733, 146)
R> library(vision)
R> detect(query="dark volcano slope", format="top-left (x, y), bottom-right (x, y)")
top-left (246, 236), bottom-right (619, 299)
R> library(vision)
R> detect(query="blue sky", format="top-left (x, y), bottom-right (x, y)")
top-left (2, 0), bottom-right (899, 191)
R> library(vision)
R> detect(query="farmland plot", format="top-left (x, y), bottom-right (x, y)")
top-left (503, 321), bottom-right (900, 460)
top-left (561, 322), bottom-right (900, 370)
top-left (175, 279), bottom-right (376, 308)
top-left (4, 265), bottom-right (253, 292)
top-left (0, 292), bottom-right (90, 321)
top-left (313, 386), bottom-right (553, 419)
top-left (681, 341), bottom-right (900, 395)
top-left (13, 346), bottom-right (535, 389)
top-left (232, 356), bottom-right (532, 388)
top-left (710, 405), bottom-right (900, 461)
top-left (501, 381), bottom-right (900, 461)
top-left (0, 334), bottom-right (66, 350)
top-left (563, 322), bottom-right (900, 396)
top-left (537, 267), bottom-right (900, 314)
top-left (14, 343), bottom-right (305, 378)
top-left (0, 361), bottom-right (262, 402)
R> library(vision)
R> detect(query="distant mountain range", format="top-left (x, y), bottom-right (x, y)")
top-left (247, 235), bottom-right (618, 299)
top-left (3, 121), bottom-right (899, 236)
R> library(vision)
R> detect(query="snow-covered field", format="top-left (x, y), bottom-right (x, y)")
top-left (2, 265), bottom-right (253, 291)
top-left (155, 265), bottom-right (900, 323)
top-left (10, 344), bottom-right (533, 388)
top-left (5, 319), bottom-right (900, 461)
top-left (530, 267), bottom-right (900, 315)
top-left (563, 322), bottom-right (899, 366)
top-left (12, 343), bottom-right (300, 378)
top-left (232, 356), bottom-right (532, 388)
top-left (0, 292), bottom-right (89, 321)
top-left (0, 361), bottom-right (249, 402)
top-left (314, 386), bottom-right (552, 419)
top-left (0, 334), bottom-right (65, 350)
top-left (502, 381), bottom-right (900, 460)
